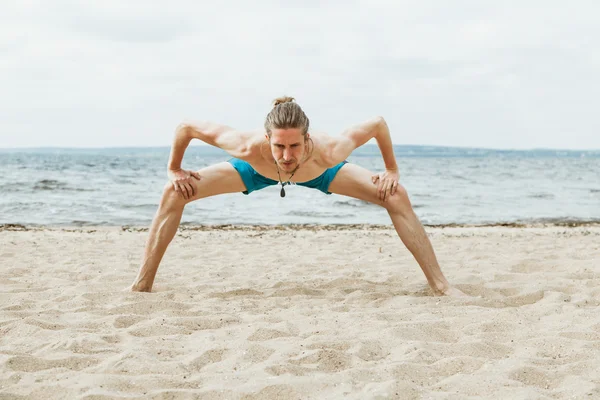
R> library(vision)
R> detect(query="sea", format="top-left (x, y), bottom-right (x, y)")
top-left (0, 145), bottom-right (598, 227)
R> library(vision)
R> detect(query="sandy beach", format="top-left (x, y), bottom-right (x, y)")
top-left (1, 224), bottom-right (599, 399)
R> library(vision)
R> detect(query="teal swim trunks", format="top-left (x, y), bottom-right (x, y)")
top-left (228, 158), bottom-right (347, 195)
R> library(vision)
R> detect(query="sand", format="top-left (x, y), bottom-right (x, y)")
top-left (1, 224), bottom-right (599, 399)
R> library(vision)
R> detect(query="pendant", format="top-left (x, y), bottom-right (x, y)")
top-left (280, 187), bottom-right (286, 197)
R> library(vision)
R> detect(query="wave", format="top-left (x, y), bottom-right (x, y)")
top-left (121, 204), bottom-right (160, 210)
top-left (332, 200), bottom-right (422, 208)
top-left (33, 179), bottom-right (66, 190)
top-left (332, 200), bottom-right (370, 208)
top-left (32, 179), bottom-right (95, 192)
top-left (286, 211), bottom-right (350, 218)
top-left (69, 220), bottom-right (111, 226)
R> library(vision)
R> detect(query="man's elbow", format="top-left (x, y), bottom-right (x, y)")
top-left (175, 123), bottom-right (193, 138)
top-left (176, 122), bottom-right (206, 140)
top-left (372, 116), bottom-right (389, 138)
top-left (374, 116), bottom-right (387, 128)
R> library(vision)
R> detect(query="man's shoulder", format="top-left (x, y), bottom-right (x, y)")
top-left (309, 132), bottom-right (342, 168)
top-left (240, 131), bottom-right (269, 162)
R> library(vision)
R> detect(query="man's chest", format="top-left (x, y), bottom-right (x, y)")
top-left (250, 159), bottom-right (328, 183)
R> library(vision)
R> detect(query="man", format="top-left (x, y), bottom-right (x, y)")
top-left (131, 97), bottom-right (464, 296)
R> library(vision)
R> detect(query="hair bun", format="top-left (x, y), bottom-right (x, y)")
top-left (272, 96), bottom-right (295, 108)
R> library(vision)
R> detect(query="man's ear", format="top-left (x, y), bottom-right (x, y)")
top-left (264, 134), bottom-right (270, 142)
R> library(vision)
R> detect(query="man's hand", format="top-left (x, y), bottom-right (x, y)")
top-left (168, 169), bottom-right (201, 200)
top-left (371, 168), bottom-right (400, 202)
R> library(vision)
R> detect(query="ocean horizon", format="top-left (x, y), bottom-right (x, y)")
top-left (2, 143), bottom-right (599, 152)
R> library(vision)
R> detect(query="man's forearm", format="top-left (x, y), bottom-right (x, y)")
top-left (375, 119), bottom-right (398, 170)
top-left (168, 125), bottom-right (193, 171)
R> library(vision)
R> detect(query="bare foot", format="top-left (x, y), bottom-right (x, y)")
top-left (435, 286), bottom-right (468, 297)
top-left (129, 283), bottom-right (152, 293)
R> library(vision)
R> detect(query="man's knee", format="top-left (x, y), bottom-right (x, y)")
top-left (161, 181), bottom-right (188, 207)
top-left (384, 183), bottom-right (413, 214)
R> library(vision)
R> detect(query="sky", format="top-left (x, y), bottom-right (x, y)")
top-left (1, 0), bottom-right (599, 150)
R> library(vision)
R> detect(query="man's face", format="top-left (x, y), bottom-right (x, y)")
top-left (267, 128), bottom-right (308, 172)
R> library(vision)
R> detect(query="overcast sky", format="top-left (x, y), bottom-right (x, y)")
top-left (1, 1), bottom-right (599, 149)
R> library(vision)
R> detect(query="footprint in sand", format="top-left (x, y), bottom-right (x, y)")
top-left (306, 342), bottom-right (352, 352)
top-left (457, 285), bottom-right (545, 308)
top-left (100, 334), bottom-right (122, 344)
top-left (188, 348), bottom-right (227, 371)
top-left (270, 286), bottom-right (326, 297)
top-left (501, 290), bottom-right (545, 307)
top-left (240, 384), bottom-right (301, 400)
top-left (241, 344), bottom-right (275, 363)
top-left (354, 340), bottom-right (390, 361)
top-left (6, 355), bottom-right (99, 372)
top-left (248, 328), bottom-right (295, 341)
top-left (287, 348), bottom-right (353, 373)
top-left (112, 315), bottom-right (146, 329)
top-left (1, 303), bottom-right (32, 311)
top-left (48, 338), bottom-right (118, 355)
top-left (23, 318), bottom-right (66, 331)
top-left (510, 261), bottom-right (549, 274)
top-left (265, 364), bottom-right (312, 376)
top-left (509, 366), bottom-right (563, 389)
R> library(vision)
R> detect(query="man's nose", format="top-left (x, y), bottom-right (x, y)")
top-left (283, 149), bottom-right (293, 160)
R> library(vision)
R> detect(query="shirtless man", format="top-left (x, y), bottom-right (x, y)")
top-left (131, 97), bottom-right (464, 296)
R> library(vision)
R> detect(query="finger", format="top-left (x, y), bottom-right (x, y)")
top-left (383, 183), bottom-right (390, 202)
top-left (176, 183), bottom-right (186, 199)
top-left (182, 183), bottom-right (191, 199)
top-left (191, 172), bottom-right (201, 180)
top-left (377, 180), bottom-right (385, 201)
top-left (391, 181), bottom-right (397, 195)
top-left (371, 175), bottom-right (379, 184)
top-left (187, 182), bottom-right (195, 199)
top-left (177, 182), bottom-right (187, 199)
top-left (188, 180), bottom-right (196, 197)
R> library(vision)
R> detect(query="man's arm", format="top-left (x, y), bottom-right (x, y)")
top-left (325, 116), bottom-right (397, 170)
top-left (168, 121), bottom-right (255, 171)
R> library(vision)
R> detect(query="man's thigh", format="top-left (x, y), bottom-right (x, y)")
top-left (327, 163), bottom-right (385, 206)
top-left (188, 162), bottom-right (247, 200)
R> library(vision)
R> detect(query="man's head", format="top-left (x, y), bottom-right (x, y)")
top-left (264, 96), bottom-right (310, 172)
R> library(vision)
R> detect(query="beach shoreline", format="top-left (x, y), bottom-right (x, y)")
top-left (2, 220), bottom-right (600, 232)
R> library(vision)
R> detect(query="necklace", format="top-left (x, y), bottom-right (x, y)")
top-left (275, 163), bottom-right (300, 197)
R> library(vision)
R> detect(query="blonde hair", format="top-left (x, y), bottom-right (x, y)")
top-left (264, 96), bottom-right (310, 137)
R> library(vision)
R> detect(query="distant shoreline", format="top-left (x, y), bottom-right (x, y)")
top-left (1, 144), bottom-right (599, 153)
